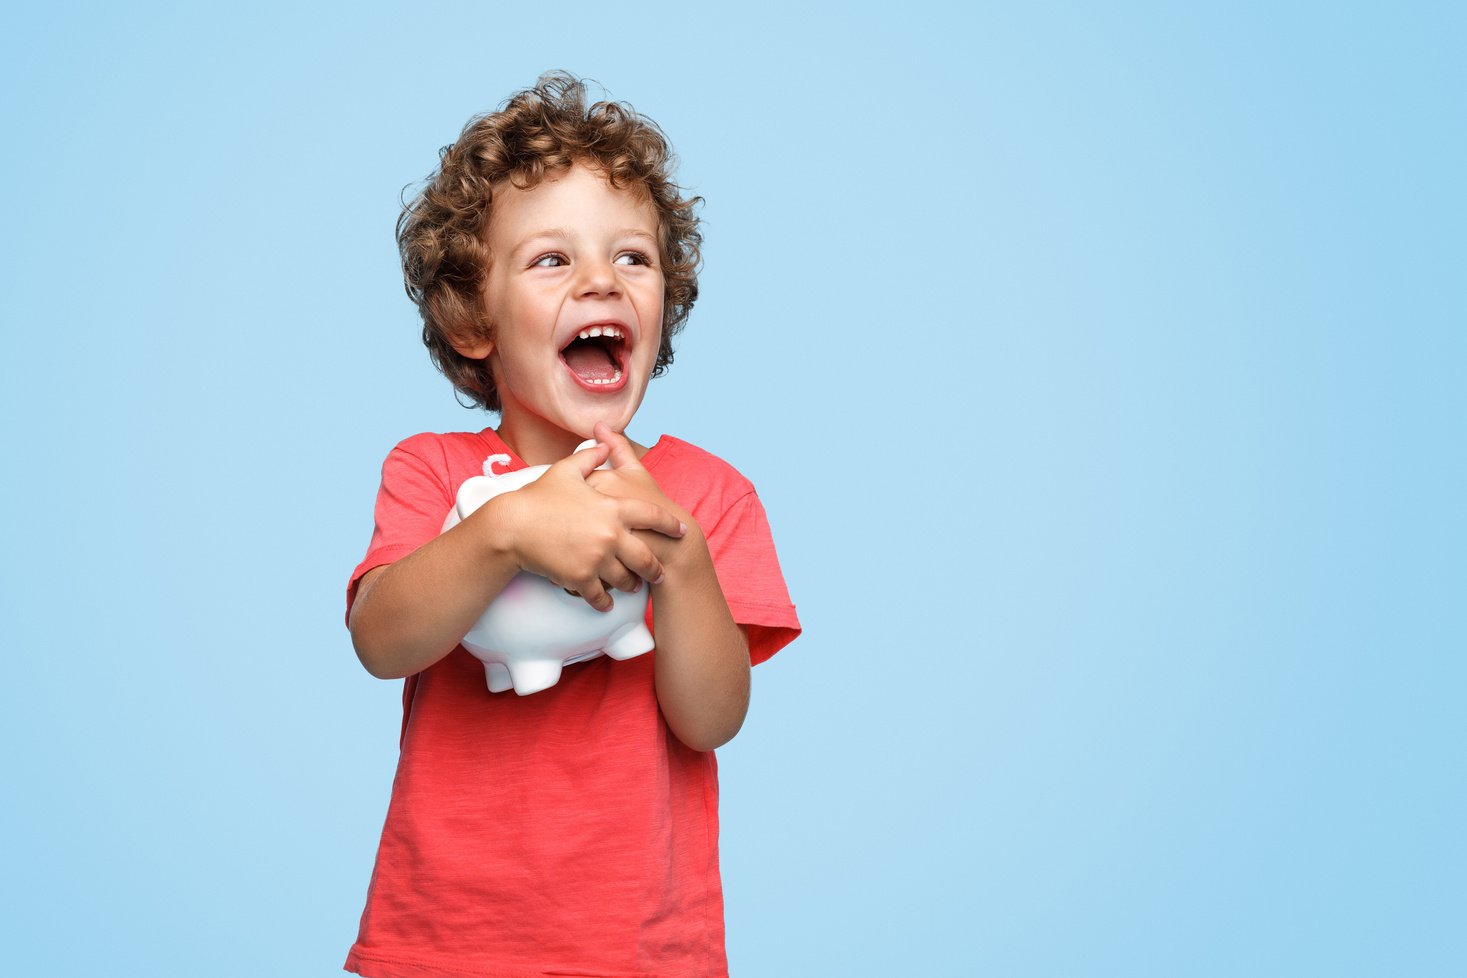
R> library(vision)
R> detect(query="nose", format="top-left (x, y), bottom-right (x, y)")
top-left (575, 256), bottom-right (620, 298)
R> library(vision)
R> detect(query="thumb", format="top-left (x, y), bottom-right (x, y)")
top-left (564, 440), bottom-right (613, 479)
top-left (593, 421), bottom-right (644, 471)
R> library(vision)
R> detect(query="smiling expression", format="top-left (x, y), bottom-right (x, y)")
top-left (454, 164), bottom-right (665, 464)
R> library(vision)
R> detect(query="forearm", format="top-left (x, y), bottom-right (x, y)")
top-left (650, 528), bottom-right (751, 752)
top-left (349, 503), bottom-right (521, 680)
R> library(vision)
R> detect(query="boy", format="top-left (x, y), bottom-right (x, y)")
top-left (345, 73), bottom-right (800, 978)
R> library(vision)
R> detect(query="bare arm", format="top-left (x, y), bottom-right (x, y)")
top-left (351, 442), bottom-right (686, 680)
top-left (588, 423), bottom-right (752, 751)
top-left (349, 516), bottom-right (520, 680)
top-left (647, 529), bottom-right (752, 751)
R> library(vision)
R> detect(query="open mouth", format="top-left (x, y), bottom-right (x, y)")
top-left (560, 324), bottom-right (628, 390)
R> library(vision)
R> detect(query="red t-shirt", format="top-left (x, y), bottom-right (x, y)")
top-left (345, 429), bottom-right (800, 978)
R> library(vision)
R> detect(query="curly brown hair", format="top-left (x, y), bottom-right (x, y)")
top-left (396, 72), bottom-right (703, 412)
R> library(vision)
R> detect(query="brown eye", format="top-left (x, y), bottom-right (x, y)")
top-left (531, 253), bottom-right (568, 268)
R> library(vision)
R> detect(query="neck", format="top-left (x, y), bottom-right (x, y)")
top-left (495, 415), bottom-right (652, 465)
top-left (494, 416), bottom-right (587, 467)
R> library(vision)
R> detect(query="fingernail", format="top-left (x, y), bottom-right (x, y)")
top-left (678, 521), bottom-right (687, 536)
top-left (652, 573), bottom-right (665, 585)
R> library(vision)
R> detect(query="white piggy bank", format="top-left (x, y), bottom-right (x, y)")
top-left (440, 441), bottom-right (654, 696)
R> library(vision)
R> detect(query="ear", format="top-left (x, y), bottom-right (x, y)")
top-left (449, 333), bottom-right (494, 360)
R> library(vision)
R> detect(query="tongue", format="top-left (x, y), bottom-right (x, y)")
top-left (563, 343), bottom-right (618, 382)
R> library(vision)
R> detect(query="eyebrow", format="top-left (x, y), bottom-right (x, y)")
top-left (512, 228), bottom-right (660, 256)
top-left (521, 227), bottom-right (572, 244)
top-left (519, 227), bottom-right (658, 243)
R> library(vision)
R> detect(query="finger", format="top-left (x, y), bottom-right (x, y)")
top-left (617, 537), bottom-right (666, 585)
top-left (593, 421), bottom-right (645, 472)
top-left (600, 561), bottom-right (644, 594)
top-left (584, 467), bottom-right (644, 498)
top-left (573, 576), bottom-right (614, 613)
top-left (561, 441), bottom-right (612, 480)
top-left (619, 498), bottom-right (686, 539)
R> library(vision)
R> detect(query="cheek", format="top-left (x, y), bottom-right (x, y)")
top-left (641, 330), bottom-right (664, 372)
top-left (643, 286), bottom-right (666, 331)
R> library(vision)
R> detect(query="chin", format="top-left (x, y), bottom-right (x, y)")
top-left (575, 391), bottom-right (647, 436)
top-left (573, 410), bottom-right (631, 439)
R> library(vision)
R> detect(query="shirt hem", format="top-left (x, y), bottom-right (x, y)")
top-left (345, 945), bottom-right (726, 978)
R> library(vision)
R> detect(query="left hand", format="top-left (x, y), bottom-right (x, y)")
top-left (586, 422), bottom-right (700, 566)
top-left (588, 423), bottom-right (747, 751)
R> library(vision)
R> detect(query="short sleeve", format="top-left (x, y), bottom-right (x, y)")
top-left (703, 491), bottom-right (801, 666)
top-left (345, 441), bottom-right (457, 622)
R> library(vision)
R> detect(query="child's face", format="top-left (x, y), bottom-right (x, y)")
top-left (458, 163), bottom-right (664, 462)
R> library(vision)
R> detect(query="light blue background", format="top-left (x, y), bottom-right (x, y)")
top-left (2, 2), bottom-right (1462, 975)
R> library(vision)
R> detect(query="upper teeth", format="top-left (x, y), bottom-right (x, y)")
top-left (577, 325), bottom-right (624, 341)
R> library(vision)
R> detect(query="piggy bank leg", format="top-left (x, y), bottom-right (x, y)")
top-left (604, 621), bottom-right (655, 661)
top-left (507, 659), bottom-right (564, 696)
top-left (484, 662), bottom-right (514, 693)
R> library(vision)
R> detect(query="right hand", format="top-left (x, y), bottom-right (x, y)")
top-left (472, 442), bottom-right (687, 612)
